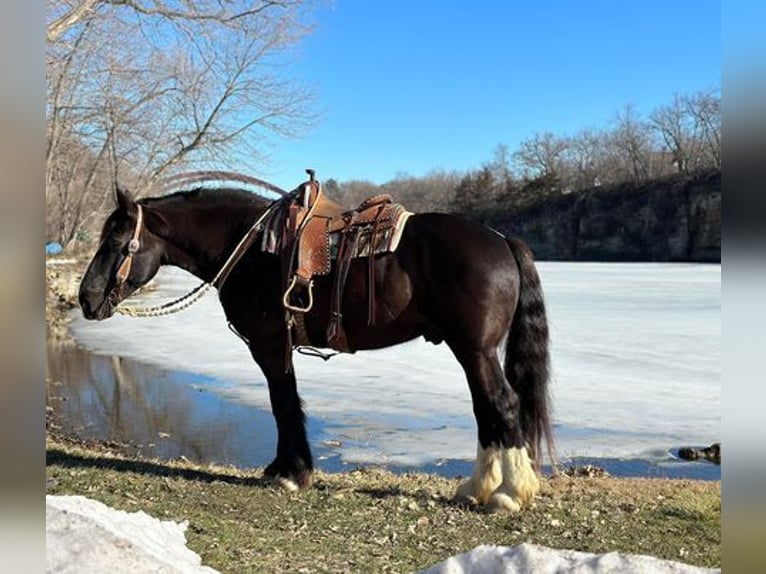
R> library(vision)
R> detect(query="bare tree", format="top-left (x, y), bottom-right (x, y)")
top-left (330, 179), bottom-right (381, 208)
top-left (648, 88), bottom-right (721, 175)
top-left (560, 129), bottom-right (612, 190)
top-left (381, 169), bottom-right (461, 212)
top-left (46, 0), bottom-right (317, 246)
top-left (47, 0), bottom-right (102, 43)
top-left (513, 132), bottom-right (569, 183)
top-left (486, 143), bottom-right (514, 190)
top-left (609, 103), bottom-right (653, 183)
top-left (649, 93), bottom-right (700, 173)
top-left (687, 88), bottom-right (721, 169)
top-left (47, 0), bottom-right (297, 43)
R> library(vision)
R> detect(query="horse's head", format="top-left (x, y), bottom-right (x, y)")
top-left (79, 187), bottom-right (169, 320)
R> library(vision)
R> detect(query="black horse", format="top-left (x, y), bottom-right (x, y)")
top-left (79, 179), bottom-right (554, 513)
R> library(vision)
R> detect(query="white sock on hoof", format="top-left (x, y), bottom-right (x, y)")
top-left (486, 492), bottom-right (522, 514)
top-left (275, 476), bottom-right (300, 493)
top-left (487, 446), bottom-right (540, 512)
top-left (454, 444), bottom-right (502, 505)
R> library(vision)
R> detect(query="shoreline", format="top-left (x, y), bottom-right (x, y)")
top-left (46, 257), bottom-right (719, 481)
top-left (47, 338), bottom-right (721, 481)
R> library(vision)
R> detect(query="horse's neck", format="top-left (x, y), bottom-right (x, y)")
top-left (158, 200), bottom-right (263, 283)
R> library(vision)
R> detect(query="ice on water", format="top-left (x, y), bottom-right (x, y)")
top-left (70, 263), bottom-right (721, 467)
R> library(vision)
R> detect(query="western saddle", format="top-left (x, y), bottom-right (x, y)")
top-left (261, 169), bottom-right (411, 354)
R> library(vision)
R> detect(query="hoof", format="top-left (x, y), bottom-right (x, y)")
top-left (485, 469), bottom-right (539, 513)
top-left (456, 445), bottom-right (539, 512)
top-left (275, 476), bottom-right (300, 492)
top-left (486, 492), bottom-right (522, 514)
top-left (295, 469), bottom-right (313, 490)
top-left (263, 457), bottom-right (313, 491)
top-left (453, 479), bottom-right (479, 506)
top-left (496, 446), bottom-right (540, 508)
top-left (454, 446), bottom-right (503, 506)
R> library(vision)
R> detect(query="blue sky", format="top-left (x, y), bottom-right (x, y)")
top-left (260, 1), bottom-right (720, 189)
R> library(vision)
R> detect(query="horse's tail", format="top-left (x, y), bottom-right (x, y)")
top-left (504, 237), bottom-right (555, 471)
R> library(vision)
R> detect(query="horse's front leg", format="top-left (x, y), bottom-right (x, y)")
top-left (250, 341), bottom-right (313, 491)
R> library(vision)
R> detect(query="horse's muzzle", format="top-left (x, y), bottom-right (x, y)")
top-left (79, 287), bottom-right (114, 320)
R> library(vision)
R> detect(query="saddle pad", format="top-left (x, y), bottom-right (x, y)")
top-left (330, 206), bottom-right (412, 258)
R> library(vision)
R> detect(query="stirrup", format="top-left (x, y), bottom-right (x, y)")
top-left (282, 275), bottom-right (314, 313)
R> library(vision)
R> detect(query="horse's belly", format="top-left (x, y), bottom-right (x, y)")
top-left (306, 253), bottom-right (425, 351)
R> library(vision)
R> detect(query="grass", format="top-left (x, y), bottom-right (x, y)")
top-left (46, 436), bottom-right (720, 573)
top-left (45, 258), bottom-right (720, 572)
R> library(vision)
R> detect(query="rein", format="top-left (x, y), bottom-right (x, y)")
top-left (115, 199), bottom-right (280, 318)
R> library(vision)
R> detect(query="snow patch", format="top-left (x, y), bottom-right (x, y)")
top-left (46, 495), bottom-right (218, 573)
top-left (420, 543), bottom-right (720, 574)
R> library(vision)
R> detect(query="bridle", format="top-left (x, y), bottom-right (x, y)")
top-left (112, 199), bottom-right (281, 317)
top-left (99, 170), bottom-right (289, 318)
top-left (115, 204), bottom-right (144, 285)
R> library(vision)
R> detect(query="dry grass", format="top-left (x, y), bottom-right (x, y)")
top-left (46, 436), bottom-right (720, 573)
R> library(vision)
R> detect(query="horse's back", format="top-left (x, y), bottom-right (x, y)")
top-left (396, 212), bottom-right (518, 286)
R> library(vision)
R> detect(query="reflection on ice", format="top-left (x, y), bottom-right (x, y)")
top-left (46, 343), bottom-right (277, 466)
top-left (67, 262), bottom-right (720, 473)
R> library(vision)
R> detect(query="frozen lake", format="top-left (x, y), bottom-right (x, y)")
top-left (58, 262), bottom-right (720, 477)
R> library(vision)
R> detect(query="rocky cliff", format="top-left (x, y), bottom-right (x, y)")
top-left (485, 169), bottom-right (720, 262)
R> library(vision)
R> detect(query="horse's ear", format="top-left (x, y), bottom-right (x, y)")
top-left (115, 186), bottom-right (135, 211)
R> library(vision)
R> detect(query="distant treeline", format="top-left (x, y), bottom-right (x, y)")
top-left (324, 87), bottom-right (721, 219)
top-left (326, 167), bottom-right (721, 263)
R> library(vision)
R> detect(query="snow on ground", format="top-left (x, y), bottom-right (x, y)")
top-left (46, 496), bottom-right (719, 574)
top-left (46, 495), bottom-right (217, 573)
top-left (421, 543), bottom-right (720, 574)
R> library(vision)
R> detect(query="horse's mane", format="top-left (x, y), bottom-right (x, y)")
top-left (140, 187), bottom-right (273, 209)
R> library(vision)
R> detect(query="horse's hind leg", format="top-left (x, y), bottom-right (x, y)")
top-left (489, 442), bottom-right (540, 513)
top-left (452, 349), bottom-right (539, 512)
top-left (454, 435), bottom-right (502, 506)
